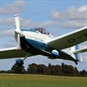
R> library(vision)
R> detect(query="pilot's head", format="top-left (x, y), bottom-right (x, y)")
top-left (39, 28), bottom-right (43, 33)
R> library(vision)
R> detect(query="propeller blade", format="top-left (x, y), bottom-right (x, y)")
top-left (14, 14), bottom-right (21, 47)
top-left (14, 14), bottom-right (21, 33)
top-left (18, 34), bottom-right (21, 46)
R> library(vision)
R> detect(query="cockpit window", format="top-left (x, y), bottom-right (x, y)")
top-left (29, 28), bottom-right (49, 35)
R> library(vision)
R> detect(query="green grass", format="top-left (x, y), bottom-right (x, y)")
top-left (0, 74), bottom-right (87, 87)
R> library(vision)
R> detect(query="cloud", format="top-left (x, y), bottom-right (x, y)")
top-left (78, 5), bottom-right (87, 12)
top-left (50, 5), bottom-right (87, 28)
top-left (20, 18), bottom-right (32, 28)
top-left (0, 0), bottom-right (25, 14)
top-left (82, 53), bottom-right (87, 61)
top-left (50, 6), bottom-right (87, 20)
top-left (32, 21), bottom-right (57, 28)
top-left (0, 17), bottom-right (32, 28)
top-left (0, 29), bottom-right (14, 37)
top-left (0, 17), bottom-right (14, 26)
top-left (0, 16), bottom-right (57, 29)
top-left (79, 41), bottom-right (87, 48)
top-left (0, 28), bottom-right (17, 48)
top-left (0, 0), bottom-right (57, 32)
top-left (62, 20), bottom-right (87, 28)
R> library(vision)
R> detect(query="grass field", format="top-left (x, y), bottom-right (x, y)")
top-left (0, 74), bottom-right (87, 87)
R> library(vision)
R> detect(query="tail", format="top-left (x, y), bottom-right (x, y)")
top-left (71, 45), bottom-right (83, 62)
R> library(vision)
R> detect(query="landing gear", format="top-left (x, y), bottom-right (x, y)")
top-left (16, 54), bottom-right (29, 66)
top-left (75, 60), bottom-right (78, 65)
top-left (16, 59), bottom-right (24, 66)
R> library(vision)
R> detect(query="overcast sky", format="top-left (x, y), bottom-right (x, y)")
top-left (0, 0), bottom-right (87, 71)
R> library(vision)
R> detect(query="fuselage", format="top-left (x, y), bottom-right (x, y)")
top-left (15, 28), bottom-right (53, 43)
top-left (15, 28), bottom-right (77, 63)
top-left (22, 30), bottom-right (53, 43)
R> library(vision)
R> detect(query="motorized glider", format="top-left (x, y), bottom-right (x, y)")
top-left (0, 14), bottom-right (87, 66)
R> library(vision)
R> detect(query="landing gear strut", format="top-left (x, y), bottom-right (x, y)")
top-left (75, 60), bottom-right (78, 65)
top-left (16, 54), bottom-right (29, 66)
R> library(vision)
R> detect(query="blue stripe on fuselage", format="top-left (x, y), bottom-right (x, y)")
top-left (26, 38), bottom-right (52, 52)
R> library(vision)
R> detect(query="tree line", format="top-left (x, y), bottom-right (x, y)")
top-left (0, 63), bottom-right (87, 76)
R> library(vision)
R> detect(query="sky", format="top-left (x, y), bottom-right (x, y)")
top-left (0, 0), bottom-right (87, 71)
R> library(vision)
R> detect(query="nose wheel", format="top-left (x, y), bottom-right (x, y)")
top-left (16, 54), bottom-right (29, 66)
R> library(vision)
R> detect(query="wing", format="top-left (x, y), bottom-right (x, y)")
top-left (47, 27), bottom-right (87, 50)
top-left (0, 47), bottom-right (32, 59)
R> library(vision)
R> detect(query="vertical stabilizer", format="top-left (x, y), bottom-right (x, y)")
top-left (79, 53), bottom-right (83, 62)
top-left (71, 45), bottom-right (82, 61)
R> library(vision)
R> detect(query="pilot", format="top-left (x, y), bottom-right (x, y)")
top-left (39, 28), bottom-right (43, 33)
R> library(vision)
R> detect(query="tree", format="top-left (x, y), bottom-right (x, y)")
top-left (27, 63), bottom-right (38, 74)
top-left (11, 63), bottom-right (26, 74)
top-left (61, 63), bottom-right (79, 75)
top-left (27, 63), bottom-right (50, 74)
top-left (48, 63), bottom-right (62, 75)
top-left (80, 70), bottom-right (87, 76)
top-left (37, 64), bottom-right (50, 74)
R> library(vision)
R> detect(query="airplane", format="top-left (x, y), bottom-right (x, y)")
top-left (0, 14), bottom-right (87, 66)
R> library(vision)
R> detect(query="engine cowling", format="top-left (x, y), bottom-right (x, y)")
top-left (51, 50), bottom-right (59, 57)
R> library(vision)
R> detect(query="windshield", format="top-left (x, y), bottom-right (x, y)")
top-left (29, 28), bottom-right (49, 35)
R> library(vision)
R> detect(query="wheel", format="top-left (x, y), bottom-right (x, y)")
top-left (16, 59), bottom-right (24, 66)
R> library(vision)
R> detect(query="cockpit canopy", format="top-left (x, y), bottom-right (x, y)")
top-left (29, 28), bottom-right (49, 35)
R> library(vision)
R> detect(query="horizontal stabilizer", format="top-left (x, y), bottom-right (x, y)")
top-left (72, 48), bottom-right (87, 54)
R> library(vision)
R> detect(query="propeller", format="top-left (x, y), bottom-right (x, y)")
top-left (14, 14), bottom-right (21, 33)
top-left (14, 14), bottom-right (21, 46)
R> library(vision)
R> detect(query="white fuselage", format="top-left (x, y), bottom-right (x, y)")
top-left (21, 31), bottom-right (53, 43)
